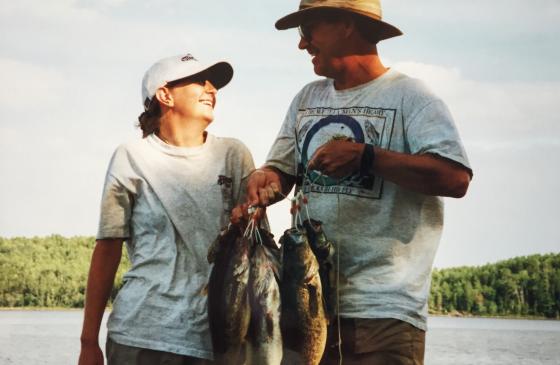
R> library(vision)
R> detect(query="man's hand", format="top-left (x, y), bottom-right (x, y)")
top-left (247, 169), bottom-right (283, 207)
top-left (78, 341), bottom-right (104, 365)
top-left (308, 140), bottom-right (364, 178)
top-left (231, 168), bottom-right (290, 225)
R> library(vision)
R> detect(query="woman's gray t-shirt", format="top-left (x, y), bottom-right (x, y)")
top-left (97, 133), bottom-right (254, 358)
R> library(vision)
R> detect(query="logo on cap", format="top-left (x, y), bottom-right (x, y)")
top-left (181, 54), bottom-right (197, 62)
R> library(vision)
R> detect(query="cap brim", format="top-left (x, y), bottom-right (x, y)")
top-left (169, 61), bottom-right (234, 90)
top-left (275, 7), bottom-right (403, 41)
top-left (204, 61), bottom-right (234, 89)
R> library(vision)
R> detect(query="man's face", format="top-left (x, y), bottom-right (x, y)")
top-left (297, 12), bottom-right (349, 78)
top-left (167, 77), bottom-right (217, 124)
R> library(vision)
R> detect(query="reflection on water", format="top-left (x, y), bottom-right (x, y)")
top-left (1, 311), bottom-right (559, 365)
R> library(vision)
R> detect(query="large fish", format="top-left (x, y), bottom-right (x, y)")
top-left (302, 219), bottom-right (337, 322)
top-left (207, 225), bottom-right (251, 365)
top-left (247, 229), bottom-right (283, 365)
top-left (280, 228), bottom-right (327, 365)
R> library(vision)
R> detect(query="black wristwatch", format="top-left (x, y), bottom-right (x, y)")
top-left (360, 143), bottom-right (375, 176)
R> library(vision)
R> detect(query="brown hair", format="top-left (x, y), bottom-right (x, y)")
top-left (137, 99), bottom-right (161, 138)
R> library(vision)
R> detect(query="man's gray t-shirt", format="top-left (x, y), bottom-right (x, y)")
top-left (97, 133), bottom-right (255, 358)
top-left (266, 69), bottom-right (471, 330)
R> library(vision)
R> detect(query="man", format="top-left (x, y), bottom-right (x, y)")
top-left (243, 1), bottom-right (473, 364)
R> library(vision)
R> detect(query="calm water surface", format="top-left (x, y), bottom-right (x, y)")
top-left (0, 311), bottom-right (559, 364)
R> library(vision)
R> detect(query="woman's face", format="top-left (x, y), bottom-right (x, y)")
top-left (168, 78), bottom-right (217, 124)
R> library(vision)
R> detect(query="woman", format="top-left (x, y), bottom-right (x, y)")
top-left (78, 53), bottom-right (255, 365)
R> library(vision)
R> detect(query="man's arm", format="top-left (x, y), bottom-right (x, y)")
top-left (308, 140), bottom-right (471, 198)
top-left (78, 239), bottom-right (123, 365)
top-left (231, 166), bottom-right (296, 223)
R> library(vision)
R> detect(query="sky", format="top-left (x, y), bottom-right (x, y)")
top-left (0, 0), bottom-right (559, 268)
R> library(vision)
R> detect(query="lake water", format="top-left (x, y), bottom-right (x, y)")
top-left (0, 311), bottom-right (559, 364)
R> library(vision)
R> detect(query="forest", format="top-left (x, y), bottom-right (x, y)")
top-left (430, 253), bottom-right (560, 318)
top-left (1, 236), bottom-right (559, 318)
top-left (0, 236), bottom-right (128, 308)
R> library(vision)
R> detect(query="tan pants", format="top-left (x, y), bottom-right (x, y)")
top-left (106, 337), bottom-right (213, 365)
top-left (319, 318), bottom-right (425, 365)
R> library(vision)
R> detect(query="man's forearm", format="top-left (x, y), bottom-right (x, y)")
top-left (372, 147), bottom-right (471, 198)
top-left (80, 239), bottom-right (123, 344)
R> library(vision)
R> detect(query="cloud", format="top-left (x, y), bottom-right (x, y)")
top-left (387, 0), bottom-right (560, 33)
top-left (393, 61), bottom-right (560, 150)
top-left (0, 58), bottom-right (67, 110)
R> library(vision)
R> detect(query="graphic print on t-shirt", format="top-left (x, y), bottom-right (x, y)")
top-left (296, 107), bottom-right (395, 199)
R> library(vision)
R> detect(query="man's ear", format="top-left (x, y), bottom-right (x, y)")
top-left (155, 86), bottom-right (174, 108)
top-left (341, 14), bottom-right (355, 38)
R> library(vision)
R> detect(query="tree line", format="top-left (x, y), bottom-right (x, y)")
top-left (0, 236), bottom-right (128, 308)
top-left (1, 236), bottom-right (559, 318)
top-left (430, 253), bottom-right (560, 318)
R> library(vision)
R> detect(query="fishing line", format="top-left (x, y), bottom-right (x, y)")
top-left (302, 164), bottom-right (343, 365)
top-left (335, 185), bottom-right (342, 365)
top-left (268, 161), bottom-right (344, 363)
top-left (243, 208), bottom-right (265, 246)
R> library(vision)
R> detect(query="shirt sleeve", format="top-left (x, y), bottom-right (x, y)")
top-left (264, 91), bottom-right (303, 176)
top-left (404, 93), bottom-right (472, 175)
top-left (229, 140), bottom-right (256, 207)
top-left (96, 148), bottom-right (133, 240)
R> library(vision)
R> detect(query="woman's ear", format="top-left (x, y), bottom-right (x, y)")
top-left (155, 86), bottom-right (174, 108)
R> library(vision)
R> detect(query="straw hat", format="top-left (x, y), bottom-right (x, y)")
top-left (275, 0), bottom-right (402, 41)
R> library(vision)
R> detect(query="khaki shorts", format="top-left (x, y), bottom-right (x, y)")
top-left (320, 318), bottom-right (426, 365)
top-left (106, 337), bottom-right (213, 365)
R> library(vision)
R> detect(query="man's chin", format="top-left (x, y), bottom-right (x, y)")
top-left (313, 64), bottom-right (326, 77)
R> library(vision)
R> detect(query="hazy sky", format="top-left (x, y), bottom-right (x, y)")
top-left (1, 0), bottom-right (559, 268)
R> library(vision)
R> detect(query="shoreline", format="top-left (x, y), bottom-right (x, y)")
top-left (1, 308), bottom-right (557, 321)
top-left (429, 311), bottom-right (557, 321)
top-left (0, 307), bottom-right (109, 312)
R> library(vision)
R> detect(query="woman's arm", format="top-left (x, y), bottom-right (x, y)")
top-left (78, 239), bottom-right (123, 365)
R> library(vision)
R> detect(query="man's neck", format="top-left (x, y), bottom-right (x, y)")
top-left (332, 53), bottom-right (388, 90)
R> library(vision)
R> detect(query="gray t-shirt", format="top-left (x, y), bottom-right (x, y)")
top-left (266, 69), bottom-right (471, 330)
top-left (97, 133), bottom-right (254, 358)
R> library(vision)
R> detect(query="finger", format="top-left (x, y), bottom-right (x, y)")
top-left (265, 185), bottom-right (276, 200)
top-left (269, 182), bottom-right (285, 201)
top-left (230, 206), bottom-right (243, 225)
top-left (269, 182), bottom-right (280, 194)
top-left (258, 188), bottom-right (270, 206)
top-left (308, 156), bottom-right (319, 171)
top-left (308, 146), bottom-right (326, 171)
top-left (247, 172), bottom-right (265, 206)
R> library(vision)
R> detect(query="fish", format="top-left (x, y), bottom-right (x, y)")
top-left (280, 228), bottom-right (327, 365)
top-left (247, 228), bottom-right (283, 365)
top-left (303, 219), bottom-right (337, 322)
top-left (207, 225), bottom-right (252, 365)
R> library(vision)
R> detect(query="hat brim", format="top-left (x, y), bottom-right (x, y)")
top-left (169, 61), bottom-right (234, 90)
top-left (275, 6), bottom-right (403, 42)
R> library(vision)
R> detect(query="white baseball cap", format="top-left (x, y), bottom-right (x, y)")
top-left (141, 53), bottom-right (234, 110)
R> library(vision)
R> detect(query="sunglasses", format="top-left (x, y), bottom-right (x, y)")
top-left (298, 22), bottom-right (314, 41)
top-left (298, 9), bottom-right (342, 41)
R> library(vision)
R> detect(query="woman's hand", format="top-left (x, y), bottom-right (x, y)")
top-left (78, 341), bottom-right (104, 365)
